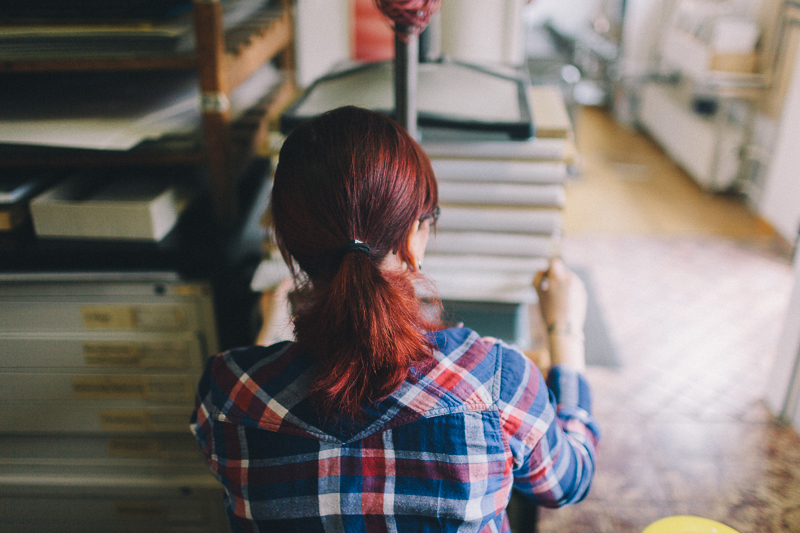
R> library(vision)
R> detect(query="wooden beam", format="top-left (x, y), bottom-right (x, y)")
top-left (194, 0), bottom-right (236, 225)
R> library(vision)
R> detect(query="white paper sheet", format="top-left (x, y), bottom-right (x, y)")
top-left (0, 63), bottom-right (280, 151)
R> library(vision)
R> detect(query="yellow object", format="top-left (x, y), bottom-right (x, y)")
top-left (643, 516), bottom-right (741, 533)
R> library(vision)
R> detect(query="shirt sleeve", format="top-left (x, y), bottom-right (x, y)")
top-left (496, 343), bottom-right (600, 508)
top-left (190, 354), bottom-right (218, 473)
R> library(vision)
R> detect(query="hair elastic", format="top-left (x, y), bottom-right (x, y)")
top-left (337, 239), bottom-right (371, 259)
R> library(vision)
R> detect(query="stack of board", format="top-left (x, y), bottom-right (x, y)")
top-left (421, 86), bottom-right (572, 304)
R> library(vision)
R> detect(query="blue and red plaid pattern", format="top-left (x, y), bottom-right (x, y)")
top-left (191, 327), bottom-right (600, 532)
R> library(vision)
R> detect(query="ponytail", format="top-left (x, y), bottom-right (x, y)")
top-left (292, 251), bottom-right (437, 419)
top-left (270, 106), bottom-right (441, 420)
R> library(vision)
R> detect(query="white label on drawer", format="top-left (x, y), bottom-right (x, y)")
top-left (173, 284), bottom-right (205, 297)
top-left (107, 437), bottom-right (201, 460)
top-left (72, 376), bottom-right (146, 399)
top-left (83, 342), bottom-right (191, 368)
top-left (145, 377), bottom-right (194, 400)
top-left (114, 499), bottom-right (208, 524)
top-left (114, 501), bottom-right (166, 521)
top-left (98, 409), bottom-right (151, 431)
top-left (73, 376), bottom-right (194, 400)
top-left (142, 342), bottom-right (191, 367)
top-left (107, 438), bottom-right (164, 458)
top-left (134, 306), bottom-right (187, 331)
top-left (83, 343), bottom-right (142, 367)
top-left (81, 306), bottom-right (137, 329)
top-left (98, 409), bottom-right (190, 432)
top-left (81, 305), bottom-right (187, 331)
top-left (149, 412), bottom-right (191, 430)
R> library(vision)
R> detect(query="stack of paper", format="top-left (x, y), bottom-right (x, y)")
top-left (0, 21), bottom-right (194, 61)
top-left (0, 63), bottom-right (281, 152)
top-left (0, 0), bottom-right (271, 61)
top-left (420, 85), bottom-right (572, 303)
top-left (29, 171), bottom-right (197, 241)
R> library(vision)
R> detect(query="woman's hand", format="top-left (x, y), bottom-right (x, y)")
top-left (533, 259), bottom-right (588, 372)
top-left (534, 258), bottom-right (588, 335)
top-left (256, 277), bottom-right (295, 346)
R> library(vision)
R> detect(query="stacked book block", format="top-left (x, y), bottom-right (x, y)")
top-left (0, 273), bottom-right (228, 532)
top-left (420, 86), bottom-right (572, 306)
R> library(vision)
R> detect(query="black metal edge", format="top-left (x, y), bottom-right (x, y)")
top-left (280, 59), bottom-right (536, 139)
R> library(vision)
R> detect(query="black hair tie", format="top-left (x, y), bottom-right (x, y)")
top-left (337, 239), bottom-right (370, 262)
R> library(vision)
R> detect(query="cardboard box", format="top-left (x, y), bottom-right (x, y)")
top-left (30, 175), bottom-right (195, 241)
top-left (710, 52), bottom-right (758, 73)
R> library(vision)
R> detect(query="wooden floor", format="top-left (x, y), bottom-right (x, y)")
top-left (563, 106), bottom-right (782, 245)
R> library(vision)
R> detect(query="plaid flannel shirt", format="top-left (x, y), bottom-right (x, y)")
top-left (191, 327), bottom-right (600, 533)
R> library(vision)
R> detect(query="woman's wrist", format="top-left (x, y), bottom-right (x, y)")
top-left (546, 320), bottom-right (584, 338)
top-left (548, 332), bottom-right (587, 372)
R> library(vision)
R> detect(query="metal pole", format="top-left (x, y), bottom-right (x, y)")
top-left (418, 11), bottom-right (441, 63)
top-left (394, 24), bottom-right (418, 139)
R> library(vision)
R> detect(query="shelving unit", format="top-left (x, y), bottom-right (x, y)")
top-left (640, 74), bottom-right (764, 191)
top-left (193, 0), bottom-right (294, 223)
top-left (0, 2), bottom-right (296, 530)
top-left (0, 273), bottom-right (229, 532)
top-left (638, 0), bottom-right (766, 192)
top-left (0, 0), bottom-right (296, 225)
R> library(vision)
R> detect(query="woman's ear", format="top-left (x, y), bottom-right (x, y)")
top-left (406, 219), bottom-right (431, 270)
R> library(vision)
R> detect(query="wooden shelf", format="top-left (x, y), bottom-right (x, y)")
top-left (0, 7), bottom-right (293, 518)
top-left (0, 0), bottom-right (295, 226)
top-left (0, 56), bottom-right (197, 73)
top-left (0, 4), bottom-right (291, 78)
top-left (0, 74), bottom-right (294, 167)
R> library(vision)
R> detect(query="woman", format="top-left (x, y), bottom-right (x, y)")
top-left (191, 106), bottom-right (599, 532)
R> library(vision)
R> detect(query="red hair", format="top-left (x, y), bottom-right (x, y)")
top-left (270, 106), bottom-right (441, 420)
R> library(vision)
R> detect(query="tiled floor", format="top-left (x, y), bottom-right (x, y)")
top-left (538, 108), bottom-right (799, 532)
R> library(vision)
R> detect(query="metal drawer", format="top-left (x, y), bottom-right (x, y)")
top-left (0, 400), bottom-right (195, 434)
top-left (0, 332), bottom-right (210, 370)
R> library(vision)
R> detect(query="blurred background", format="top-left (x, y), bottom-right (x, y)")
top-left (2, 1), bottom-right (800, 531)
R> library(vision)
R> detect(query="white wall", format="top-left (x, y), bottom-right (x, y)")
top-left (440, 0), bottom-right (526, 65)
top-left (619, 0), bottom-right (673, 77)
top-left (523, 0), bottom-right (597, 31)
top-left (760, 30), bottom-right (800, 244)
top-left (294, 0), bottom-right (352, 87)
